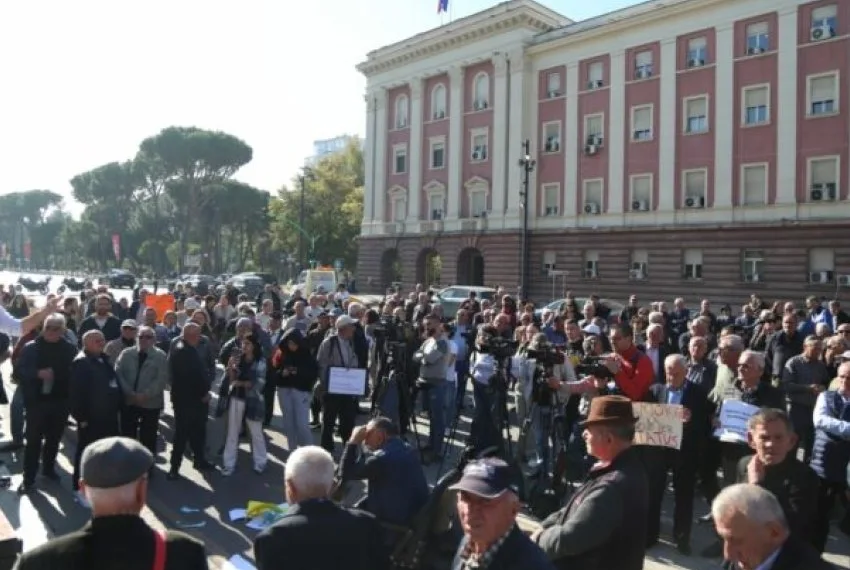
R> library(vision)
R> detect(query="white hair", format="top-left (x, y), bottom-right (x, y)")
top-left (741, 349), bottom-right (766, 370)
top-left (665, 353), bottom-right (688, 369)
top-left (815, 322), bottom-right (830, 336)
top-left (82, 329), bottom-right (104, 343)
top-left (44, 313), bottom-right (67, 328)
top-left (711, 483), bottom-right (787, 527)
top-left (759, 309), bottom-right (774, 321)
top-left (347, 303), bottom-right (364, 318)
top-left (647, 312), bottom-right (665, 325)
top-left (84, 480), bottom-right (139, 508)
top-left (284, 446), bottom-right (335, 498)
top-left (647, 323), bottom-right (663, 336)
top-left (720, 334), bottom-right (745, 353)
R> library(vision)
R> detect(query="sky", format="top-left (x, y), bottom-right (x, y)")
top-left (0, 0), bottom-right (636, 217)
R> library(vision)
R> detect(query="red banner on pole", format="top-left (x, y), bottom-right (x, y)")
top-left (23, 241), bottom-right (31, 261)
top-left (112, 234), bottom-right (121, 261)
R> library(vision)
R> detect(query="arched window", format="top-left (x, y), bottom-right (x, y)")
top-left (431, 84), bottom-right (447, 119)
top-left (394, 95), bottom-right (409, 128)
top-left (472, 73), bottom-right (489, 110)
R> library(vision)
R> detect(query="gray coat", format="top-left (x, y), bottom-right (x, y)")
top-left (115, 345), bottom-right (169, 410)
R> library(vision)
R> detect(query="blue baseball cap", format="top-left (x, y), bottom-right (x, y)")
top-left (449, 458), bottom-right (519, 499)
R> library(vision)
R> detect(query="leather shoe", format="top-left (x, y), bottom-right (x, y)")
top-left (166, 470), bottom-right (180, 481)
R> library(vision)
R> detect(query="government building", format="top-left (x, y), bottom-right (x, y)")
top-left (355, 0), bottom-right (849, 304)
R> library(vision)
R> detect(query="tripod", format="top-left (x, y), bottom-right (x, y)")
top-left (372, 341), bottom-right (424, 461)
top-left (489, 355), bottom-right (516, 459)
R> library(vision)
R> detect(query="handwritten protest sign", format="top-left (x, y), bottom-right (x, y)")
top-left (714, 400), bottom-right (760, 443)
top-left (632, 403), bottom-right (684, 449)
top-left (147, 294), bottom-right (175, 322)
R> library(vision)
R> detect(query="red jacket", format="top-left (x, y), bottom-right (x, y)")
top-left (614, 344), bottom-right (654, 402)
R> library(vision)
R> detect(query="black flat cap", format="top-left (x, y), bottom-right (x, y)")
top-left (81, 436), bottom-right (154, 488)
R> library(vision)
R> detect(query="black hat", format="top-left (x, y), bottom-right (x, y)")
top-left (81, 436), bottom-right (153, 489)
top-left (448, 458), bottom-right (519, 499)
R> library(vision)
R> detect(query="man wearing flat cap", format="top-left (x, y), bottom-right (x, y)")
top-left (13, 436), bottom-right (207, 570)
top-left (531, 395), bottom-right (648, 570)
top-left (451, 458), bottom-right (555, 569)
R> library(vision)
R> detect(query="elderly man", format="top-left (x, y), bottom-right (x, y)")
top-left (531, 395), bottom-right (648, 570)
top-left (15, 313), bottom-right (78, 494)
top-left (13, 437), bottom-right (208, 569)
top-left (105, 319), bottom-right (138, 363)
top-left (70, 330), bottom-right (123, 503)
top-left (450, 458), bottom-right (555, 570)
top-left (639, 323), bottom-right (671, 384)
top-left (253, 446), bottom-right (389, 570)
top-left (116, 326), bottom-right (168, 466)
top-left (316, 315), bottom-right (364, 452)
top-left (339, 417), bottom-right (428, 527)
top-left (781, 335), bottom-right (830, 462)
top-left (711, 483), bottom-right (836, 570)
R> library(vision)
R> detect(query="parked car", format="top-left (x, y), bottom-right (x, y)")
top-left (226, 275), bottom-right (264, 300)
top-left (535, 297), bottom-right (626, 325)
top-left (434, 285), bottom-right (496, 316)
top-left (181, 274), bottom-right (220, 295)
top-left (243, 272), bottom-right (277, 286)
top-left (108, 269), bottom-right (136, 289)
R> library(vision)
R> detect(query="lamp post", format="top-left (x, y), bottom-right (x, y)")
top-left (297, 168), bottom-right (315, 272)
top-left (518, 139), bottom-right (536, 301)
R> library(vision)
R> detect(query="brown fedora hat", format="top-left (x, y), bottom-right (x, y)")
top-left (580, 395), bottom-right (639, 427)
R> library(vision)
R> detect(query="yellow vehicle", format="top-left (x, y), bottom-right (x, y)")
top-left (291, 268), bottom-right (337, 294)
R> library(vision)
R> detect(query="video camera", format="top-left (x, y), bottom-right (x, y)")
top-left (575, 355), bottom-right (615, 381)
top-left (526, 346), bottom-right (566, 368)
top-left (478, 336), bottom-right (518, 360)
top-left (372, 315), bottom-right (411, 346)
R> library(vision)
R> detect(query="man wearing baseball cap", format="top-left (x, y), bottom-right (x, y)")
top-left (531, 395), bottom-right (648, 570)
top-left (13, 437), bottom-right (207, 569)
top-left (315, 314), bottom-right (363, 452)
top-left (450, 457), bottom-right (554, 569)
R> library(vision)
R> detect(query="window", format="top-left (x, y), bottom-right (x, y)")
top-left (394, 95), bottom-right (409, 129)
top-left (687, 37), bottom-right (707, 66)
top-left (431, 84), bottom-right (447, 120)
top-left (742, 250), bottom-right (764, 282)
top-left (683, 169), bottom-right (707, 206)
top-left (584, 251), bottom-right (599, 279)
top-left (587, 61), bottom-right (604, 88)
top-left (542, 251), bottom-right (557, 275)
top-left (635, 50), bottom-right (653, 78)
top-left (430, 138), bottom-right (445, 169)
top-left (683, 249), bottom-right (703, 280)
top-left (546, 72), bottom-right (561, 97)
top-left (630, 250), bottom-right (648, 280)
top-left (808, 74), bottom-right (838, 116)
top-left (743, 85), bottom-right (769, 125)
top-left (543, 122), bottom-right (562, 152)
top-left (741, 164), bottom-right (767, 206)
top-left (630, 175), bottom-right (652, 211)
top-left (582, 179), bottom-right (603, 214)
top-left (811, 5), bottom-right (838, 33)
top-left (470, 191), bottom-right (487, 217)
top-left (746, 22), bottom-right (770, 54)
top-left (684, 96), bottom-right (709, 133)
top-left (808, 157), bottom-right (839, 201)
top-left (473, 73), bottom-right (490, 110)
top-left (809, 248), bottom-right (835, 284)
top-left (470, 129), bottom-right (488, 162)
top-left (391, 195), bottom-right (406, 222)
top-left (393, 145), bottom-right (407, 174)
top-left (631, 105), bottom-right (653, 141)
top-left (428, 192), bottom-right (445, 221)
top-left (584, 114), bottom-right (604, 145)
top-left (542, 183), bottom-right (560, 216)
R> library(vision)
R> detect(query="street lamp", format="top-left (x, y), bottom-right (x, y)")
top-left (297, 168), bottom-right (316, 271)
top-left (518, 139), bottom-right (536, 301)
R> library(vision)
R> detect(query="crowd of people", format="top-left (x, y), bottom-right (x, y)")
top-left (0, 279), bottom-right (849, 570)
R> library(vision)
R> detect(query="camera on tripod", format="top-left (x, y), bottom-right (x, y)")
top-left (478, 336), bottom-right (518, 360)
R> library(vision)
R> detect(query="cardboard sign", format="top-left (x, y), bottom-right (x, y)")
top-left (147, 294), bottom-right (176, 322)
top-left (633, 402), bottom-right (684, 450)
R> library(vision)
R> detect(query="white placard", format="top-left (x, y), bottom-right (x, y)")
top-left (714, 400), bottom-right (760, 444)
top-left (222, 554), bottom-right (257, 570)
top-left (327, 367), bottom-right (367, 396)
top-left (632, 402), bottom-right (684, 449)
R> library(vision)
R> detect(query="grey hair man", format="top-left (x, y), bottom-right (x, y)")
top-left (712, 483), bottom-right (836, 570)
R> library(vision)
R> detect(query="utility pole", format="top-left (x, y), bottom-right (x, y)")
top-left (298, 173), bottom-right (306, 272)
top-left (518, 139), bottom-right (536, 301)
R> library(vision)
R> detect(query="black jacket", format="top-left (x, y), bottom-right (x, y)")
top-left (648, 381), bottom-right (711, 456)
top-left (167, 337), bottom-right (215, 407)
top-left (770, 534), bottom-right (839, 570)
top-left (69, 352), bottom-right (122, 430)
top-left (274, 329), bottom-right (318, 392)
top-left (452, 526), bottom-right (556, 570)
top-left (78, 315), bottom-right (123, 345)
top-left (12, 514), bottom-right (207, 570)
top-left (253, 500), bottom-right (389, 570)
top-left (15, 337), bottom-right (78, 406)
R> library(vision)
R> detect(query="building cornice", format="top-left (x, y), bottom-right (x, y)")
top-left (356, 1), bottom-right (568, 78)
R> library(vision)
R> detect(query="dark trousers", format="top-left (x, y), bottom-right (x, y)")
top-left (789, 404), bottom-right (815, 463)
top-left (813, 478), bottom-right (847, 553)
top-left (697, 438), bottom-right (722, 504)
top-left (321, 395), bottom-right (357, 452)
top-left (73, 421), bottom-right (119, 490)
top-left (121, 406), bottom-right (161, 458)
top-left (645, 447), bottom-right (698, 546)
top-left (263, 380), bottom-right (277, 425)
top-left (23, 400), bottom-right (69, 485)
top-left (170, 401), bottom-right (208, 471)
top-left (311, 392), bottom-right (322, 423)
top-left (720, 442), bottom-right (751, 486)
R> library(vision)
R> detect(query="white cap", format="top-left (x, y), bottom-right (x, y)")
top-left (582, 324), bottom-right (602, 336)
top-left (335, 315), bottom-right (357, 329)
top-left (184, 298), bottom-right (201, 311)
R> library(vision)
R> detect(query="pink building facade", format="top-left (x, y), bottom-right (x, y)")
top-left (357, 0), bottom-right (850, 304)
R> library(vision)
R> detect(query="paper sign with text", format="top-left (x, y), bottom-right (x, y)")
top-left (713, 400), bottom-right (760, 444)
top-left (633, 403), bottom-right (684, 450)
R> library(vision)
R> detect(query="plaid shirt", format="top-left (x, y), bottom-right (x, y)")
top-left (458, 525), bottom-right (514, 569)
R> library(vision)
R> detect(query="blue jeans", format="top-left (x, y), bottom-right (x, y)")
top-left (10, 385), bottom-right (25, 444)
top-left (427, 382), bottom-right (447, 453)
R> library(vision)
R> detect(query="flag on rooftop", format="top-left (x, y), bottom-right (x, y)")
top-left (437, 0), bottom-right (449, 14)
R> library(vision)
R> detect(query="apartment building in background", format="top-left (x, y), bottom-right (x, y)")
top-left (356, 0), bottom-right (850, 304)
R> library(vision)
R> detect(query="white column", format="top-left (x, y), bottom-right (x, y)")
top-left (713, 24), bottom-right (734, 209)
top-left (776, 8), bottom-right (798, 204)
top-left (491, 54), bottom-right (509, 215)
top-left (506, 51), bottom-right (531, 220)
top-left (658, 39), bottom-right (677, 211)
top-left (373, 88), bottom-right (388, 225)
top-left (607, 50), bottom-right (625, 214)
top-left (362, 91), bottom-right (376, 231)
top-left (446, 66), bottom-right (464, 221)
top-left (407, 77), bottom-right (424, 222)
top-left (564, 62), bottom-right (579, 217)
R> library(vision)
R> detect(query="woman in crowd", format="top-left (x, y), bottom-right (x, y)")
top-left (271, 329), bottom-right (318, 452)
top-left (221, 333), bottom-right (268, 476)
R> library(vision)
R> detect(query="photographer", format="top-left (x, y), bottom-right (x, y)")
top-left (468, 325), bottom-right (518, 455)
top-left (412, 314), bottom-right (449, 463)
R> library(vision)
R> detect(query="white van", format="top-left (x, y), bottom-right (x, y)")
top-left (292, 269), bottom-right (337, 294)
